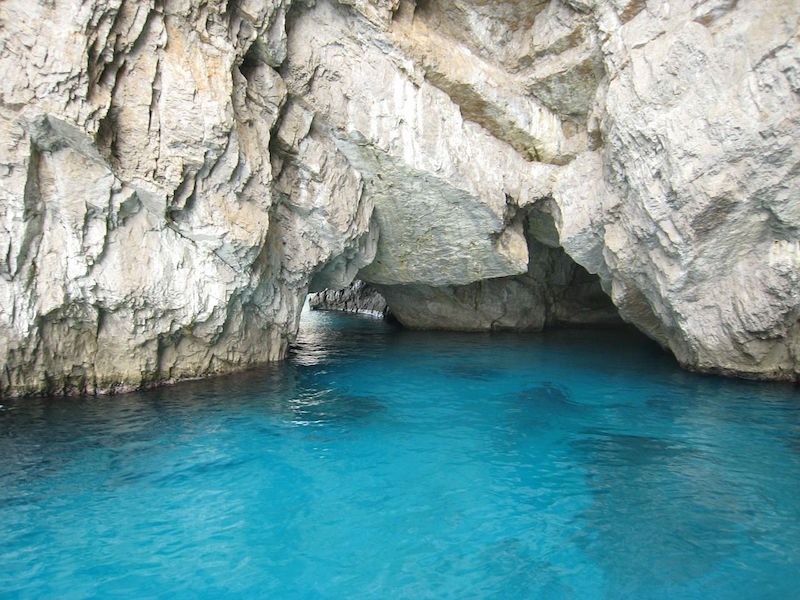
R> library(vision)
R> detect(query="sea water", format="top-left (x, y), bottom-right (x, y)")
top-left (1, 308), bottom-right (799, 598)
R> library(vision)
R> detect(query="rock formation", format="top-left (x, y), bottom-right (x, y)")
top-left (309, 280), bottom-right (389, 318)
top-left (1, 0), bottom-right (798, 395)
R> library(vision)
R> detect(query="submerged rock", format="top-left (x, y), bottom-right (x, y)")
top-left (0, 0), bottom-right (798, 394)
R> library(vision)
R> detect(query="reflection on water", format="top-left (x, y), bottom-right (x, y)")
top-left (1, 307), bottom-right (799, 598)
top-left (286, 390), bottom-right (385, 426)
top-left (442, 363), bottom-right (504, 381)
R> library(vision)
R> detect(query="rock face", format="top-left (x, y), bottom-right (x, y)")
top-left (550, 2), bottom-right (800, 380)
top-left (309, 280), bottom-right (389, 318)
top-left (1, 0), bottom-right (798, 394)
top-left (0, 0), bottom-right (376, 395)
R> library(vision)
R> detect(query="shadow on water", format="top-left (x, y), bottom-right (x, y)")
top-left (0, 359), bottom-right (386, 494)
top-left (501, 383), bottom-right (586, 433)
top-left (644, 373), bottom-right (800, 459)
top-left (518, 383), bottom-right (581, 414)
top-left (573, 429), bottom-right (700, 466)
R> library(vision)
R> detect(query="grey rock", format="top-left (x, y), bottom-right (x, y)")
top-left (551, 0), bottom-right (800, 380)
top-left (309, 280), bottom-right (389, 318)
top-left (1, 0), bottom-right (798, 395)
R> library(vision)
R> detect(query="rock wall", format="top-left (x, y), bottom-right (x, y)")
top-left (1, 0), bottom-right (798, 394)
top-left (550, 1), bottom-right (800, 380)
top-left (0, 0), bottom-right (376, 395)
top-left (309, 280), bottom-right (389, 318)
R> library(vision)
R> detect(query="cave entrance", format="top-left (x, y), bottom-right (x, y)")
top-left (305, 254), bottom-right (621, 333)
top-left (307, 280), bottom-right (391, 320)
top-left (305, 208), bottom-right (623, 333)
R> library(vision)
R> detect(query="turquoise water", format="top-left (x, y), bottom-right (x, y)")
top-left (2, 309), bottom-right (800, 599)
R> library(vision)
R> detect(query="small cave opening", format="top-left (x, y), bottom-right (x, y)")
top-left (306, 280), bottom-right (391, 320)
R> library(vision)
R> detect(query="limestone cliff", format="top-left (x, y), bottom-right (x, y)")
top-left (1, 0), bottom-right (798, 395)
top-left (0, 0), bottom-right (376, 395)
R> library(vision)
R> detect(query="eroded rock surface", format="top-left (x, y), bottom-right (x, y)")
top-left (551, 1), bottom-right (800, 380)
top-left (309, 280), bottom-right (389, 318)
top-left (0, 0), bottom-right (375, 395)
top-left (1, 0), bottom-right (798, 394)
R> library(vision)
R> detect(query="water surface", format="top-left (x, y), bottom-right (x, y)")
top-left (2, 309), bottom-right (799, 598)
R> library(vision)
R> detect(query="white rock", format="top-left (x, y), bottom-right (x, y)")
top-left (552, 0), bottom-right (800, 379)
top-left (1, 0), bottom-right (799, 394)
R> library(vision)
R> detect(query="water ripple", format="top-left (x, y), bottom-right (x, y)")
top-left (1, 310), bottom-right (799, 597)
